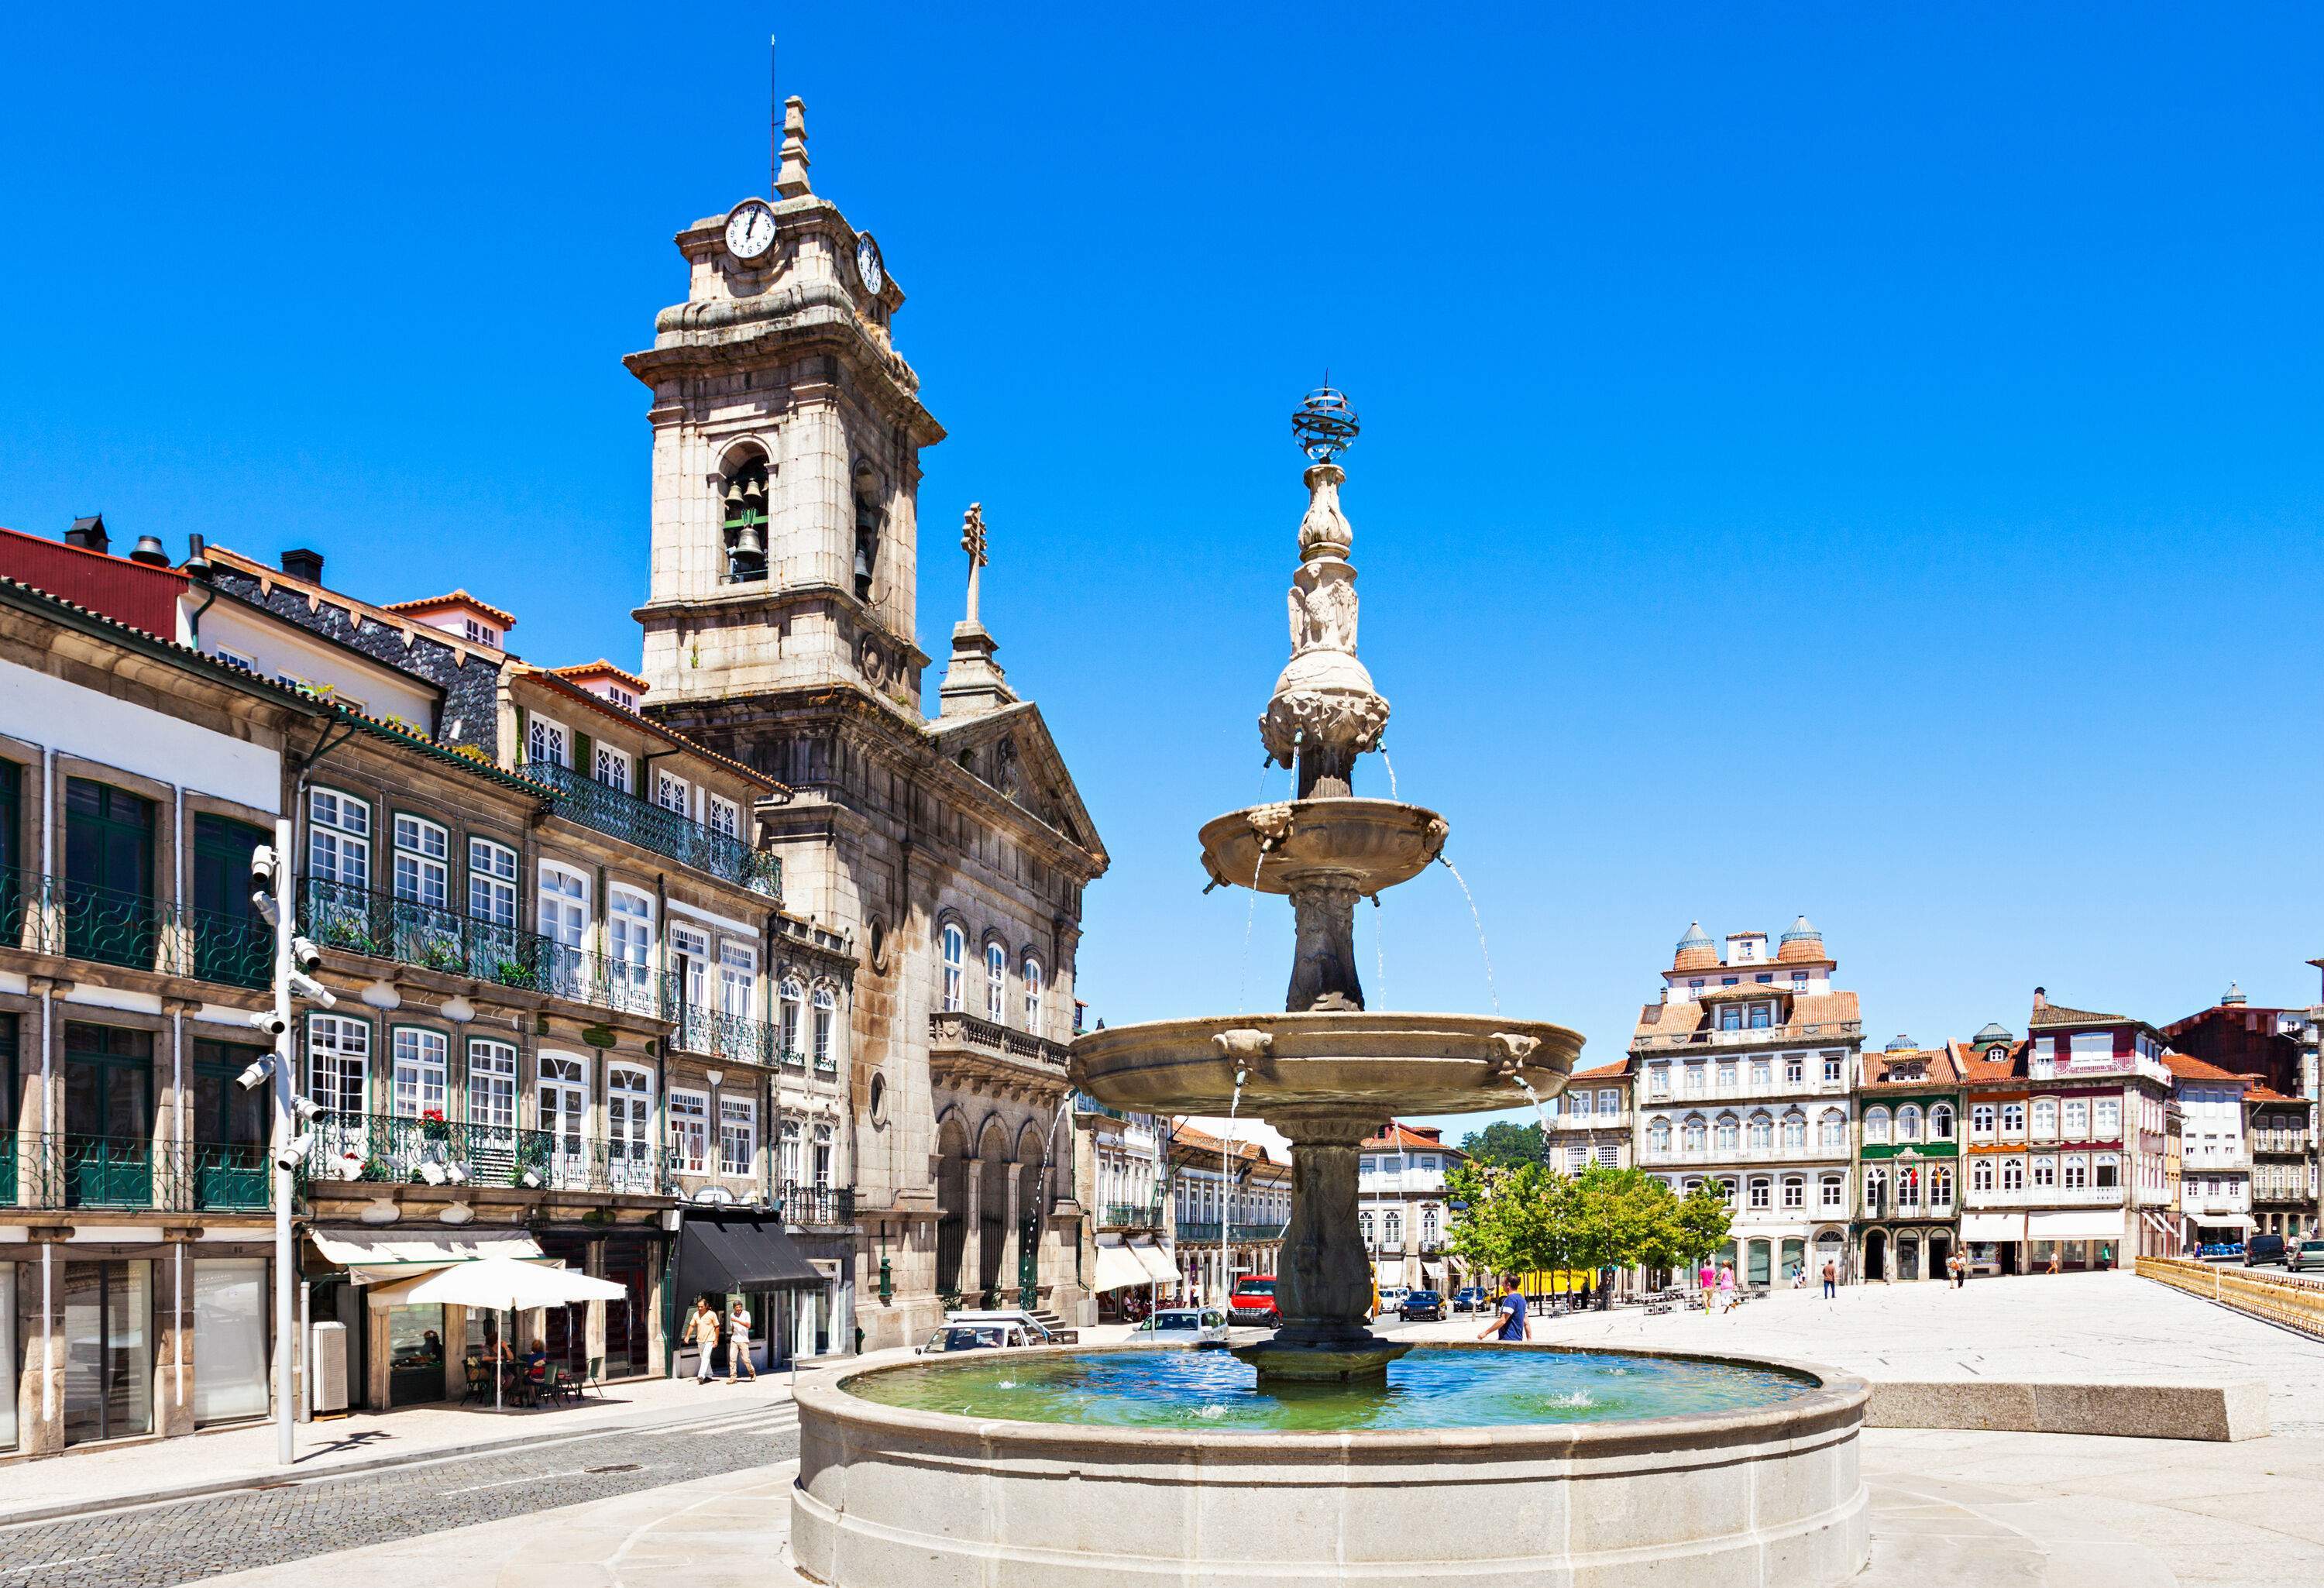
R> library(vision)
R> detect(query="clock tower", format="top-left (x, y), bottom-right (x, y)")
top-left (626, 96), bottom-right (943, 715)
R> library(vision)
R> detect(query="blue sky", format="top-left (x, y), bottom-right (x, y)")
top-left (5, 5), bottom-right (2321, 1142)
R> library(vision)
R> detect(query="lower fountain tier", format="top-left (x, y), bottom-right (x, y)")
top-left (1068, 1009), bottom-right (1582, 1116)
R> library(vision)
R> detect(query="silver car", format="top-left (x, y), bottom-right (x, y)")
top-left (2290, 1239), bottom-right (2324, 1274)
top-left (1133, 1307), bottom-right (1229, 1346)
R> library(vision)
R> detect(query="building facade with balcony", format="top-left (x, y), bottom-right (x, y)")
top-left (2247, 1084), bottom-right (2313, 1240)
top-left (0, 573), bottom-right (321, 1457)
top-left (1360, 1122), bottom-right (1462, 1294)
top-left (1958, 992), bottom-right (2178, 1276)
top-left (1169, 1120), bottom-right (1289, 1306)
top-left (1076, 1091), bottom-right (1171, 1318)
top-left (1542, 1060), bottom-right (1631, 1176)
top-left (1631, 919), bottom-right (1862, 1287)
top-left (2164, 982), bottom-right (2318, 1241)
top-left (2164, 1050), bottom-right (2254, 1250)
top-left (617, 108), bottom-right (1108, 1342)
top-left (1851, 1040), bottom-right (1963, 1281)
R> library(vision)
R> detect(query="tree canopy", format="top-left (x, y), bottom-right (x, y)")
top-left (1455, 1119), bottom-right (1547, 1170)
top-left (1446, 1161), bottom-right (1734, 1294)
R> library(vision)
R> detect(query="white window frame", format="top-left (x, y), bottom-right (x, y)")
top-left (812, 1120), bottom-right (834, 1187)
top-left (719, 941), bottom-right (757, 1020)
top-left (468, 837), bottom-right (517, 927)
top-left (607, 886), bottom-right (656, 1009)
top-left (308, 787), bottom-right (371, 889)
top-left (527, 716), bottom-right (571, 769)
top-left (593, 743), bottom-right (633, 794)
top-left (779, 978), bottom-right (806, 1058)
top-left (941, 923), bottom-right (965, 1012)
top-left (390, 1026), bottom-right (449, 1120)
top-left (307, 1014), bottom-right (371, 1116)
top-left (779, 1118), bottom-right (803, 1187)
top-left (811, 985), bottom-right (837, 1068)
top-left (985, 940), bottom-right (1007, 1023)
top-left (467, 1037), bottom-right (517, 1132)
top-left (390, 814), bottom-right (450, 911)
top-left (719, 1095), bottom-right (758, 1177)
top-left (706, 795), bottom-right (740, 839)
top-left (668, 1088), bottom-right (710, 1174)
top-left (1023, 955), bottom-right (1043, 1033)
top-left (608, 1064), bottom-right (655, 1188)
top-left (655, 770), bottom-right (690, 818)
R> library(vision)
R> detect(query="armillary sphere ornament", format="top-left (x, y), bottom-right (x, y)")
top-left (1291, 385), bottom-right (1360, 463)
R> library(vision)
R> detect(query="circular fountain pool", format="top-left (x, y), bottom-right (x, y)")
top-left (846, 1343), bottom-right (1820, 1432)
top-left (789, 1342), bottom-right (1870, 1587)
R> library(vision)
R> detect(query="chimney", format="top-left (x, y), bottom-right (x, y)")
top-left (2032, 987), bottom-right (2047, 1011)
top-left (280, 548), bottom-right (325, 584)
top-left (129, 535), bottom-right (170, 567)
top-left (64, 514), bottom-right (108, 553)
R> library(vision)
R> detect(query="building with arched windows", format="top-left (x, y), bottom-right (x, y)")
top-left (1631, 918), bottom-right (1860, 1287)
top-left (1852, 1040), bottom-right (1963, 1280)
top-left (622, 102), bottom-right (1109, 1346)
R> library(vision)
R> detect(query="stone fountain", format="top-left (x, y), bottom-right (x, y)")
top-left (1072, 387), bottom-right (1583, 1381)
top-left (783, 392), bottom-right (1871, 1588)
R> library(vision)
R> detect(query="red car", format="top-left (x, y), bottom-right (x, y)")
top-left (1229, 1275), bottom-right (1279, 1325)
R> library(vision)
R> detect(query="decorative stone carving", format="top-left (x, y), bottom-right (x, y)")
top-left (1210, 1028), bottom-right (1275, 1063)
top-left (1260, 455), bottom-right (1391, 797)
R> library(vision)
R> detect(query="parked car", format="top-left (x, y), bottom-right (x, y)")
top-left (2289, 1239), bottom-right (2324, 1274)
top-left (1398, 1289), bottom-right (1446, 1322)
top-left (941, 1308), bottom-right (1078, 1344)
top-left (1377, 1286), bottom-right (1410, 1315)
top-left (1228, 1276), bottom-right (1280, 1325)
top-left (1452, 1286), bottom-right (1489, 1314)
top-left (2244, 1234), bottom-right (2288, 1268)
top-left (919, 1322), bottom-right (1041, 1354)
top-left (1135, 1307), bottom-right (1230, 1346)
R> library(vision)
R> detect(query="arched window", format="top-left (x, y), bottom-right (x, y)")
top-left (1863, 1108), bottom-right (1890, 1145)
top-left (779, 978), bottom-right (806, 1059)
top-left (811, 985), bottom-right (836, 1068)
top-left (1683, 1116), bottom-right (1707, 1154)
top-left (1896, 1166), bottom-right (1920, 1208)
top-left (1649, 1119), bottom-right (1673, 1158)
top-left (1714, 1115), bottom-right (1739, 1152)
top-left (985, 941), bottom-right (1007, 1023)
top-left (1384, 1210), bottom-right (1402, 1244)
top-left (1359, 1210), bottom-right (1375, 1243)
top-left (721, 452), bottom-right (770, 583)
top-left (1023, 956), bottom-right (1043, 1033)
top-left (1971, 1157), bottom-right (1993, 1193)
top-left (1896, 1105), bottom-right (1922, 1142)
top-left (813, 1120), bottom-right (834, 1186)
top-left (1930, 1165), bottom-right (1954, 1206)
top-left (1863, 1166), bottom-right (1886, 1212)
top-left (1930, 1104), bottom-right (1955, 1141)
top-left (1422, 1207), bottom-right (1439, 1246)
top-left (940, 924), bottom-right (965, 1011)
top-left (1782, 1112), bottom-right (1807, 1150)
top-left (1820, 1109), bottom-right (1847, 1150)
top-left (1747, 1113), bottom-right (1773, 1151)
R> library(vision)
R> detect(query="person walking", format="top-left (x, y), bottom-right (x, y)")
top-left (689, 1295), bottom-right (724, 1383)
top-left (1478, 1275), bottom-right (1530, 1342)
top-left (1697, 1260), bottom-right (1716, 1315)
top-left (1718, 1262), bottom-right (1740, 1314)
top-left (726, 1298), bottom-right (759, 1383)
top-left (1820, 1257), bottom-right (1838, 1300)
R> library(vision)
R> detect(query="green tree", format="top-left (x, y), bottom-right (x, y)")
top-left (1669, 1180), bottom-right (1736, 1270)
top-left (1446, 1159), bottom-right (1568, 1287)
top-left (1457, 1119), bottom-right (1547, 1170)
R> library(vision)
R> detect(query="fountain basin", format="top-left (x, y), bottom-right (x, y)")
top-left (1070, 1009), bottom-right (1581, 1115)
top-left (1199, 796), bottom-right (1449, 896)
top-left (789, 1342), bottom-right (1871, 1586)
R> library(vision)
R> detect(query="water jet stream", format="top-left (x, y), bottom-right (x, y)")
top-left (1436, 854), bottom-right (1499, 1015)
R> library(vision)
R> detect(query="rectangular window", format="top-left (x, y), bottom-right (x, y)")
top-left (719, 1097), bottom-right (757, 1176)
top-left (391, 815), bottom-right (450, 911)
top-left (1785, 1055), bottom-right (1804, 1084)
top-left (1597, 1143), bottom-right (1619, 1167)
top-left (1683, 1064), bottom-right (1704, 1096)
top-left (307, 1015), bottom-right (370, 1116)
top-left (2095, 1098), bottom-right (2120, 1136)
top-left (390, 1028), bottom-right (449, 1120)
top-left (1820, 1176), bottom-right (1843, 1210)
top-left (537, 863), bottom-right (589, 975)
top-left (593, 744), bottom-right (632, 793)
top-left (1748, 1059), bottom-right (1770, 1089)
top-left (308, 788), bottom-right (371, 889)
top-left (526, 717), bottom-right (570, 768)
top-left (1972, 1158), bottom-right (1994, 1192)
top-left (2003, 1158), bottom-right (2024, 1191)
top-left (655, 772), bottom-right (689, 817)
top-left (1595, 1089), bottom-right (1618, 1117)
top-left (1717, 1061), bottom-right (1738, 1092)
top-left (1782, 1177), bottom-right (1804, 1210)
top-left (2063, 1098), bottom-right (2089, 1136)
top-left (668, 1090), bottom-right (710, 1173)
top-left (607, 888), bottom-right (655, 1009)
top-left (468, 838), bottom-right (517, 927)
top-left (2063, 1156), bottom-right (2088, 1191)
top-left (466, 1039), bottom-right (516, 1130)
top-left (1972, 1103), bottom-right (1996, 1136)
top-left (2001, 1102), bottom-right (2025, 1136)
top-left (720, 943), bottom-right (756, 1019)
top-left (1648, 1064), bottom-right (1669, 1097)
top-left (707, 796), bottom-right (740, 839)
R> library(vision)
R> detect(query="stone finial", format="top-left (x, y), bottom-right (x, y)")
top-left (775, 96), bottom-right (812, 198)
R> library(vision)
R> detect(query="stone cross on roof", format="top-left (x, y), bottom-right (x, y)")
top-left (961, 502), bottom-right (988, 625)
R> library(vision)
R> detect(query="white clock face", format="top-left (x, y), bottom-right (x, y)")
top-left (725, 201), bottom-right (777, 261)
top-left (856, 233), bottom-right (885, 295)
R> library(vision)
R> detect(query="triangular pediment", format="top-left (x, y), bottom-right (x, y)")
top-left (924, 700), bottom-right (1106, 869)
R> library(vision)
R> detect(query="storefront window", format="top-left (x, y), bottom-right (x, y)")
top-left (0, 1264), bottom-right (15, 1450)
top-left (62, 1259), bottom-right (152, 1445)
top-left (192, 1258), bottom-right (270, 1425)
top-left (387, 1304), bottom-right (449, 1406)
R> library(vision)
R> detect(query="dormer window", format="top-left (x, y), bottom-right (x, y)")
top-left (721, 454), bottom-right (770, 583)
top-left (462, 617), bottom-right (500, 648)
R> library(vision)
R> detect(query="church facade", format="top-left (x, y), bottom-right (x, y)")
top-left (626, 100), bottom-right (1109, 1348)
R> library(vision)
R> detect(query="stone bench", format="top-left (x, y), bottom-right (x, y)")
top-left (1866, 1378), bottom-right (2267, 1442)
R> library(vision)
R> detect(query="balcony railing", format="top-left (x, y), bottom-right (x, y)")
top-left (3, 871), bottom-right (269, 990)
top-left (665, 998), bottom-right (775, 1064)
top-left (1635, 1020), bottom-right (1864, 1053)
top-left (813, 1050), bottom-right (839, 1077)
top-left (927, 1010), bottom-right (1071, 1075)
top-left (299, 878), bottom-right (665, 1016)
top-left (778, 1182), bottom-right (855, 1226)
top-left (2, 1135), bottom-right (273, 1211)
top-left (520, 762), bottom-right (781, 898)
top-left (1073, 1091), bottom-right (1126, 1121)
top-left (303, 1112), bottom-right (668, 1198)
top-left (1232, 1221), bottom-right (1287, 1242)
top-left (1100, 1200), bottom-right (1167, 1230)
top-left (1176, 1221), bottom-right (1224, 1243)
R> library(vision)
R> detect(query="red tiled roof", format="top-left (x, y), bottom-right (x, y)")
top-left (1567, 1058), bottom-right (1632, 1081)
top-left (2162, 1050), bottom-right (2251, 1085)
top-left (1361, 1122), bottom-right (1462, 1154)
top-left (1631, 989), bottom-right (1859, 1042)
top-left (1862, 1047), bottom-right (1961, 1088)
top-left (1954, 1037), bottom-right (2027, 1084)
top-left (2247, 1084), bottom-right (2297, 1104)
top-left (552, 658), bottom-right (650, 695)
top-left (383, 588), bottom-right (517, 628)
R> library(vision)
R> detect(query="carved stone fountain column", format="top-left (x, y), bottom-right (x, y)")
top-left (1263, 1110), bottom-right (1402, 1369)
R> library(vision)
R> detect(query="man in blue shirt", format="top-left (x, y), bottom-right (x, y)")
top-left (1478, 1275), bottom-right (1528, 1342)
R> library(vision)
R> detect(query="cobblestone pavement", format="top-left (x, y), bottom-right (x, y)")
top-left (0, 1409), bottom-right (799, 1587)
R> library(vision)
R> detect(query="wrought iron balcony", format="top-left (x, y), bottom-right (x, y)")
top-left (303, 1112), bottom-right (669, 1198)
top-left (1231, 1220), bottom-right (1285, 1243)
top-left (299, 878), bottom-right (665, 1016)
top-left (813, 1050), bottom-right (839, 1077)
top-left (1176, 1221), bottom-right (1224, 1243)
top-left (2, 871), bottom-right (269, 990)
top-left (778, 1182), bottom-right (855, 1226)
top-left (665, 997), bottom-right (775, 1064)
top-left (3, 1135), bottom-right (273, 1211)
top-left (1100, 1199), bottom-right (1167, 1230)
top-left (520, 761), bottom-right (781, 898)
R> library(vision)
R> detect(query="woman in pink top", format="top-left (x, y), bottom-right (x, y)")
top-left (1697, 1262), bottom-right (1716, 1312)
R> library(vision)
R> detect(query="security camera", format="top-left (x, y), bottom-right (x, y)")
top-left (247, 1009), bottom-right (288, 1037)
top-left (235, 1057), bottom-right (274, 1092)
top-left (275, 1137), bottom-right (311, 1172)
top-left (248, 845), bottom-right (278, 884)
top-left (288, 971), bottom-right (336, 1009)
top-left (291, 935), bottom-right (323, 974)
top-left (292, 1095), bottom-right (325, 1125)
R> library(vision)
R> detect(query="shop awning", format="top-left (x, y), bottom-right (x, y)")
top-left (1093, 1241), bottom-right (1150, 1294)
top-left (2192, 1213), bottom-right (2254, 1232)
top-left (2025, 1209), bottom-right (2126, 1241)
top-left (1130, 1239), bottom-right (1177, 1285)
top-left (364, 1255), bottom-right (627, 1311)
top-left (1960, 1213), bottom-right (2024, 1243)
top-left (675, 1213), bottom-right (823, 1306)
top-left (309, 1225), bottom-right (548, 1285)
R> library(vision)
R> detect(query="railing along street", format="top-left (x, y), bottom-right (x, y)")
top-left (2138, 1255), bottom-right (2324, 1339)
top-left (519, 761), bottom-right (782, 897)
top-left (3, 871), bottom-right (269, 989)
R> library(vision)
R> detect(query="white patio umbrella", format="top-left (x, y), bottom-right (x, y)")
top-left (392, 1256), bottom-right (626, 1409)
